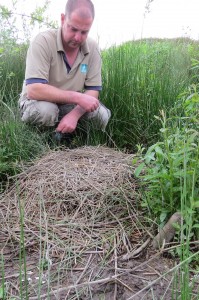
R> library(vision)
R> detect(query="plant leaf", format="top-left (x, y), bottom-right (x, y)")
top-left (134, 162), bottom-right (145, 177)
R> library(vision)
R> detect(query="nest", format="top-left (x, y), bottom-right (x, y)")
top-left (0, 146), bottom-right (150, 299)
top-left (1, 145), bottom-right (140, 251)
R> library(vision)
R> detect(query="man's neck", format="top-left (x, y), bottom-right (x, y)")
top-left (65, 48), bottom-right (80, 67)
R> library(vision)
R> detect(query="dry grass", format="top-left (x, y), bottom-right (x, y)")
top-left (1, 146), bottom-right (197, 299)
top-left (1, 146), bottom-right (140, 254)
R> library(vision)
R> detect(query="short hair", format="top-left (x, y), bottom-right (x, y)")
top-left (65, 0), bottom-right (95, 19)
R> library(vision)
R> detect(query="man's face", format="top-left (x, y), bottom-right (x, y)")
top-left (61, 11), bottom-right (93, 50)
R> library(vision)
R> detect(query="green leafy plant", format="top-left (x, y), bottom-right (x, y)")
top-left (134, 84), bottom-right (199, 237)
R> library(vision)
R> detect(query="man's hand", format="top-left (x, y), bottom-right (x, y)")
top-left (56, 91), bottom-right (100, 133)
top-left (78, 93), bottom-right (99, 112)
top-left (56, 103), bottom-right (87, 133)
top-left (56, 113), bottom-right (78, 133)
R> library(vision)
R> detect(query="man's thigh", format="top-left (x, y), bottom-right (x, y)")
top-left (20, 99), bottom-right (59, 126)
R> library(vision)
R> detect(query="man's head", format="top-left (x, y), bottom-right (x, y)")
top-left (65, 0), bottom-right (95, 19)
top-left (61, 0), bottom-right (95, 51)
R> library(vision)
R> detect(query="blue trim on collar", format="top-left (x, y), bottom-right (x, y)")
top-left (62, 52), bottom-right (71, 73)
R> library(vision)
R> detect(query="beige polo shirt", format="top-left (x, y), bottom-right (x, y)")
top-left (20, 28), bottom-right (102, 102)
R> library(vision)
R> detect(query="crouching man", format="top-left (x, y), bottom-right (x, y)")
top-left (19, 0), bottom-right (111, 137)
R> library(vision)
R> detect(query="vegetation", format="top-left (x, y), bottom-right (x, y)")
top-left (134, 77), bottom-right (199, 300)
top-left (0, 2), bottom-right (199, 299)
top-left (101, 38), bottom-right (197, 148)
top-left (135, 83), bottom-right (199, 220)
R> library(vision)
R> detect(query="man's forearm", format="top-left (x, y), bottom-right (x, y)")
top-left (27, 83), bottom-right (81, 105)
top-left (84, 89), bottom-right (99, 99)
top-left (27, 83), bottom-right (100, 113)
top-left (70, 104), bottom-right (86, 119)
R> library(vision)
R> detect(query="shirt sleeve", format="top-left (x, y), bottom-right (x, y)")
top-left (26, 78), bottom-right (48, 85)
top-left (25, 33), bottom-right (51, 82)
top-left (84, 85), bottom-right (102, 91)
top-left (85, 40), bottom-right (102, 89)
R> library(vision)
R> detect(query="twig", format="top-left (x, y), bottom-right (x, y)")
top-left (108, 209), bottom-right (132, 254)
top-left (0, 273), bottom-right (20, 280)
top-left (146, 263), bottom-right (168, 282)
top-left (121, 238), bottom-right (151, 261)
top-left (113, 236), bottom-right (118, 300)
top-left (76, 254), bottom-right (92, 284)
top-left (64, 254), bottom-right (92, 299)
top-left (79, 173), bottom-right (105, 195)
top-left (111, 270), bottom-right (151, 282)
top-left (116, 278), bottom-right (134, 292)
top-left (129, 247), bottom-right (164, 273)
top-left (29, 273), bottom-right (122, 300)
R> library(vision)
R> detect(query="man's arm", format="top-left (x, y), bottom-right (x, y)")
top-left (27, 83), bottom-right (99, 113)
top-left (27, 83), bottom-right (100, 133)
top-left (84, 89), bottom-right (99, 99)
top-left (55, 89), bottom-right (99, 133)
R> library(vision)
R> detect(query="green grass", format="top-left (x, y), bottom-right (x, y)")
top-left (134, 84), bottom-right (199, 226)
top-left (0, 43), bottom-right (27, 102)
top-left (101, 38), bottom-right (199, 149)
top-left (0, 99), bottom-right (51, 191)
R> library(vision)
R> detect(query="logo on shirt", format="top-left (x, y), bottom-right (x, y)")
top-left (80, 64), bottom-right (88, 73)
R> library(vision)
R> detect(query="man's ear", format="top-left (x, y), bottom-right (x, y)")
top-left (61, 13), bottom-right (65, 26)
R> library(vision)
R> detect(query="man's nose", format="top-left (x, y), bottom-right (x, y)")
top-left (74, 31), bottom-right (82, 42)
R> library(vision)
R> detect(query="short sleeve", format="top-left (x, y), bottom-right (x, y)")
top-left (85, 40), bottom-right (102, 88)
top-left (25, 33), bottom-right (52, 82)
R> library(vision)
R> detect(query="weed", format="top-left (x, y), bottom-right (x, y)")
top-left (134, 85), bottom-right (199, 233)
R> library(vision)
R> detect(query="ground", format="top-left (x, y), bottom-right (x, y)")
top-left (2, 246), bottom-right (199, 299)
top-left (1, 146), bottom-right (199, 299)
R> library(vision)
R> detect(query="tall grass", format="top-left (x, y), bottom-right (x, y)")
top-left (101, 38), bottom-right (199, 149)
top-left (0, 43), bottom-right (27, 102)
top-left (0, 98), bottom-right (51, 191)
top-left (134, 84), bottom-right (199, 225)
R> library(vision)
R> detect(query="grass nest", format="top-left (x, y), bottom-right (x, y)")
top-left (1, 145), bottom-right (141, 254)
top-left (0, 146), bottom-right (155, 299)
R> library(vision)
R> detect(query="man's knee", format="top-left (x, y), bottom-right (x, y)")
top-left (20, 100), bottom-right (59, 127)
top-left (86, 103), bottom-right (111, 131)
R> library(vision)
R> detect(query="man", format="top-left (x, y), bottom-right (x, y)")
top-left (19, 0), bottom-right (111, 138)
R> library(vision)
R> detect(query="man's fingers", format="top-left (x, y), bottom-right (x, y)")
top-left (81, 95), bottom-right (99, 112)
top-left (90, 101), bottom-right (99, 112)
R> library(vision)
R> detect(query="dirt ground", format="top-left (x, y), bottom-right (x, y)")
top-left (2, 246), bottom-right (199, 299)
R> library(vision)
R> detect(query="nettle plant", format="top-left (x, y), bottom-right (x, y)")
top-left (134, 83), bottom-right (199, 237)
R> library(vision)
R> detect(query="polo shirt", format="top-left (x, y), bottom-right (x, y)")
top-left (20, 27), bottom-right (102, 101)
